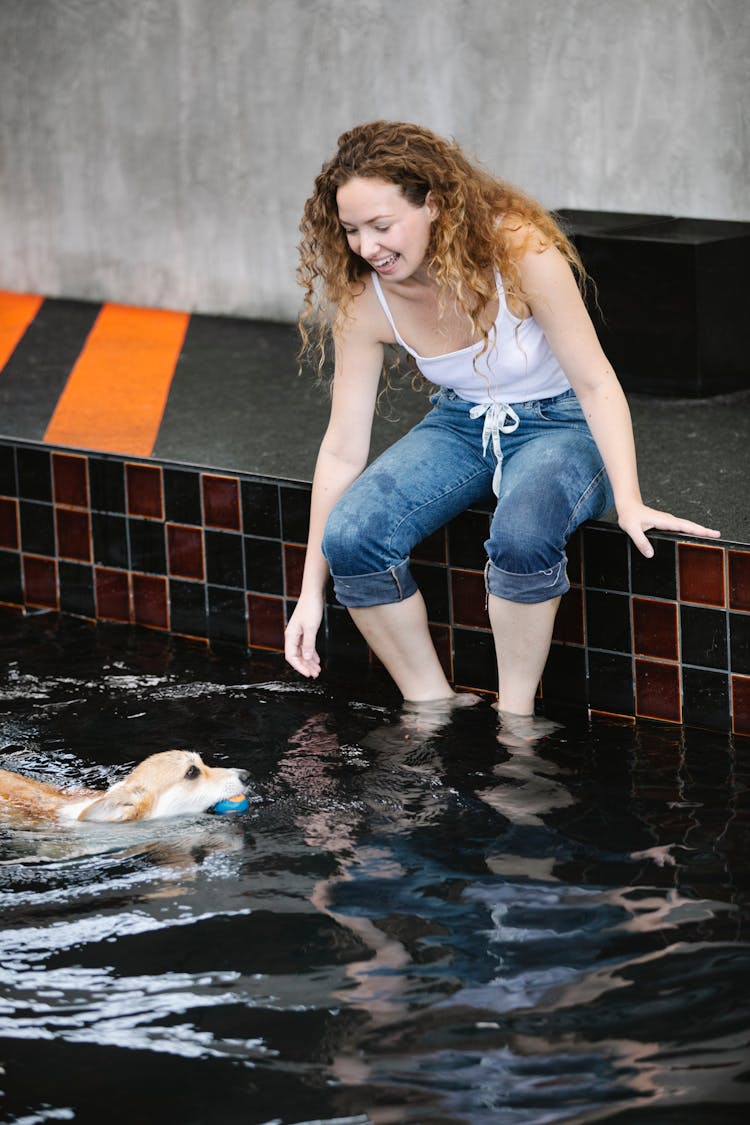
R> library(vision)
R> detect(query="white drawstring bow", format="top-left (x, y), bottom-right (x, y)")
top-left (469, 400), bottom-right (520, 496)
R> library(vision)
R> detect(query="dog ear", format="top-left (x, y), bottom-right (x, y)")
top-left (78, 786), bottom-right (150, 822)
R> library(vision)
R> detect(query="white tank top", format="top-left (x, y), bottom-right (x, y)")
top-left (371, 271), bottom-right (571, 405)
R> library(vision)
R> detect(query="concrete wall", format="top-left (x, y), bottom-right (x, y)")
top-left (1, 0), bottom-right (747, 320)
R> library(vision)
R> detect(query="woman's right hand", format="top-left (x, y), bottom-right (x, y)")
top-left (284, 591), bottom-right (325, 678)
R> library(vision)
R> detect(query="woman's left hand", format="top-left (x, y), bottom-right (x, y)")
top-left (617, 502), bottom-right (721, 558)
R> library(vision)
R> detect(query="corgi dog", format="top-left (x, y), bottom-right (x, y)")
top-left (0, 750), bottom-right (249, 823)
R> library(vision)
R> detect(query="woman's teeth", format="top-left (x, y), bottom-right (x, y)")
top-left (374, 254), bottom-right (398, 268)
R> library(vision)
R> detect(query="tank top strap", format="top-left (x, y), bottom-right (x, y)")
top-left (370, 272), bottom-right (415, 355)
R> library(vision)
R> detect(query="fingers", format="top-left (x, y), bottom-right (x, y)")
top-left (284, 619), bottom-right (321, 678)
top-left (620, 506), bottom-right (722, 559)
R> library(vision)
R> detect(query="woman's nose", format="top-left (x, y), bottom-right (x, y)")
top-left (359, 231), bottom-right (380, 261)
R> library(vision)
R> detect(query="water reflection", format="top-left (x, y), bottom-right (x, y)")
top-left (0, 614), bottom-right (748, 1124)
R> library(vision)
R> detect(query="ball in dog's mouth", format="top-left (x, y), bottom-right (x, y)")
top-left (212, 794), bottom-right (250, 814)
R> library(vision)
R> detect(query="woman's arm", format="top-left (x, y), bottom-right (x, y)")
top-left (520, 244), bottom-right (721, 556)
top-left (284, 304), bottom-right (385, 677)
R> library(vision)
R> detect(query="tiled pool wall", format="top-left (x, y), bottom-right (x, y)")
top-left (1, 439), bottom-right (748, 736)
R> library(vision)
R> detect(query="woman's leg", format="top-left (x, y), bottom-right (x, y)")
top-left (487, 595), bottom-right (560, 716)
top-left (322, 394), bottom-right (493, 702)
top-left (350, 595), bottom-right (453, 702)
top-left (485, 398), bottom-right (614, 716)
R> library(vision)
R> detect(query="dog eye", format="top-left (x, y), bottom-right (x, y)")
top-left (184, 765), bottom-right (201, 780)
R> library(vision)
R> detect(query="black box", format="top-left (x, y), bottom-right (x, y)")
top-left (556, 210), bottom-right (750, 397)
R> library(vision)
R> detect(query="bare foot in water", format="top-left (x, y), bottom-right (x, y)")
top-left (494, 707), bottom-right (563, 748)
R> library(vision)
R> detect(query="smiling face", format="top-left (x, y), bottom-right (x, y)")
top-left (336, 176), bottom-right (437, 282)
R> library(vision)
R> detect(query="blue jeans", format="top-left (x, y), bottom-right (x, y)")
top-left (322, 388), bottom-right (613, 607)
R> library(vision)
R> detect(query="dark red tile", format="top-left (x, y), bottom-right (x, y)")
top-left (247, 594), bottom-right (285, 650)
top-left (52, 453), bottom-right (89, 508)
top-left (132, 573), bottom-right (168, 629)
top-left (728, 550), bottom-right (750, 612)
top-left (23, 555), bottom-right (58, 608)
top-left (428, 622), bottom-right (453, 681)
top-left (635, 659), bottom-right (681, 723)
top-left (95, 568), bottom-right (130, 621)
top-left (632, 597), bottom-right (678, 661)
top-left (167, 524), bottom-right (204, 581)
top-left (413, 527), bottom-right (447, 564)
top-left (56, 508), bottom-right (92, 562)
top-left (202, 474), bottom-right (240, 531)
top-left (126, 463), bottom-right (164, 520)
top-left (283, 543), bottom-right (306, 599)
top-left (451, 569), bottom-right (487, 629)
top-left (678, 543), bottom-right (725, 606)
top-left (0, 498), bottom-right (19, 549)
top-left (732, 675), bottom-right (750, 737)
top-left (553, 586), bottom-right (583, 644)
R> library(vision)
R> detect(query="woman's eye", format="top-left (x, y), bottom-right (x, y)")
top-left (184, 765), bottom-right (200, 780)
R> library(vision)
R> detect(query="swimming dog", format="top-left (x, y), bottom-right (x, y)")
top-left (0, 750), bottom-right (249, 823)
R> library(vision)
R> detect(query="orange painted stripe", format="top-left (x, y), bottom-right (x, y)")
top-left (0, 291), bottom-right (44, 371)
top-left (44, 303), bottom-right (189, 457)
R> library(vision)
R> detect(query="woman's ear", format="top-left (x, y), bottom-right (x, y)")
top-left (425, 191), bottom-right (439, 221)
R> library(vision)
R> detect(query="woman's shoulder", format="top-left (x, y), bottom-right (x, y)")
top-left (498, 212), bottom-right (548, 258)
top-left (334, 273), bottom-right (397, 347)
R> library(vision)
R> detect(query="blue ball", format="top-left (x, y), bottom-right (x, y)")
top-left (212, 795), bottom-right (250, 814)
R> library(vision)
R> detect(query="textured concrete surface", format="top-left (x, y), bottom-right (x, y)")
top-left (150, 322), bottom-right (749, 546)
top-left (2, 0), bottom-right (748, 319)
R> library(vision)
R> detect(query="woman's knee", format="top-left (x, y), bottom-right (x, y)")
top-left (321, 494), bottom-right (390, 576)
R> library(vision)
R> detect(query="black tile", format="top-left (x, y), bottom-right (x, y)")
top-left (205, 529), bottom-right (244, 589)
top-left (324, 604), bottom-right (372, 673)
top-left (244, 537), bottom-right (283, 595)
top-left (412, 561), bottom-right (450, 624)
top-left (0, 445), bottom-right (16, 495)
top-left (680, 605), bottom-right (728, 670)
top-left (630, 537), bottom-right (677, 599)
top-left (583, 526), bottom-right (629, 591)
top-left (19, 501), bottom-right (55, 556)
top-left (585, 589), bottom-right (632, 653)
top-left (169, 578), bottom-right (208, 638)
top-left (0, 549), bottom-right (23, 604)
top-left (207, 586), bottom-right (247, 647)
top-left (129, 518), bottom-right (167, 575)
top-left (59, 561), bottom-right (96, 618)
top-left (164, 467), bottom-right (202, 526)
top-left (92, 513), bottom-right (129, 569)
top-left (242, 480), bottom-right (281, 538)
top-left (16, 448), bottom-right (52, 502)
top-left (730, 613), bottom-right (750, 676)
top-left (280, 486), bottom-right (311, 544)
top-left (452, 627), bottom-right (497, 693)
top-left (542, 643), bottom-right (587, 707)
top-left (588, 650), bottom-right (635, 715)
top-left (89, 458), bottom-right (126, 514)
top-left (448, 509), bottom-right (490, 569)
top-left (682, 667), bottom-right (730, 731)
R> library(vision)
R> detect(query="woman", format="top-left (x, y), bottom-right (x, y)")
top-left (284, 121), bottom-right (719, 721)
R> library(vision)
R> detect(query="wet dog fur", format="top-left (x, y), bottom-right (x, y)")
top-left (0, 750), bottom-right (249, 824)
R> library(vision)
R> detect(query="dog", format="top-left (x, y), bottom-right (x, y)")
top-left (0, 750), bottom-right (249, 823)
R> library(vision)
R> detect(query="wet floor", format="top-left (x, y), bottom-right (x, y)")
top-left (1, 611), bottom-right (748, 1124)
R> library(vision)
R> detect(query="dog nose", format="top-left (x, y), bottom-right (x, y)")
top-left (237, 769), bottom-right (250, 784)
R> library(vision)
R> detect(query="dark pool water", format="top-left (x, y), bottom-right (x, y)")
top-left (0, 611), bottom-right (748, 1125)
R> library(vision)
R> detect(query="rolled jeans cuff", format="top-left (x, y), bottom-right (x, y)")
top-left (331, 558), bottom-right (418, 608)
top-left (485, 556), bottom-right (570, 604)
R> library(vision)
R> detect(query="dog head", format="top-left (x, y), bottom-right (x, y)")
top-left (78, 750), bottom-right (248, 823)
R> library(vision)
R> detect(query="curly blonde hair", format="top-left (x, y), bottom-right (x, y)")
top-left (297, 120), bottom-right (584, 383)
